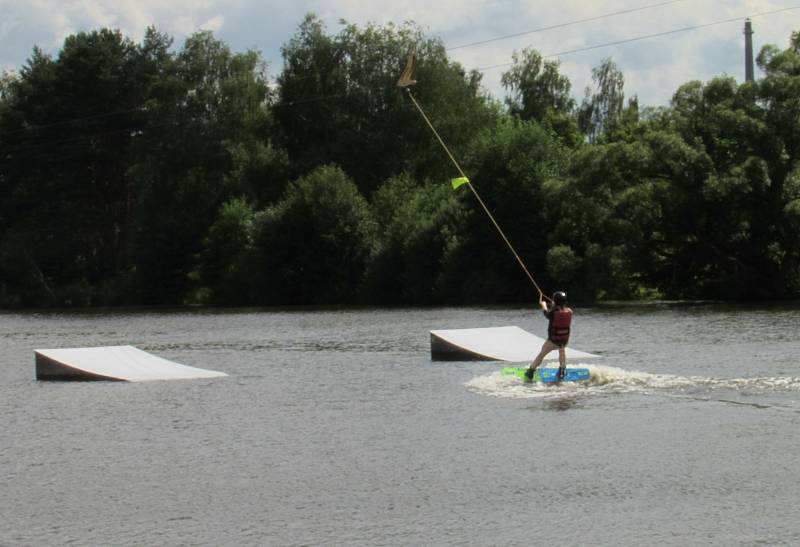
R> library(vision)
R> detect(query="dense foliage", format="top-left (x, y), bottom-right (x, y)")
top-left (1, 18), bottom-right (798, 307)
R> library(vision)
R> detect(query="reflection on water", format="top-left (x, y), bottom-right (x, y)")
top-left (544, 396), bottom-right (579, 412)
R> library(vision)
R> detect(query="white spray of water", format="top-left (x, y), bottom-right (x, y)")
top-left (464, 363), bottom-right (800, 400)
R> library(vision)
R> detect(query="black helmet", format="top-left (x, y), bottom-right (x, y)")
top-left (552, 291), bottom-right (567, 305)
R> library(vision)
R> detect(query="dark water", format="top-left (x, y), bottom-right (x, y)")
top-left (1, 304), bottom-right (800, 546)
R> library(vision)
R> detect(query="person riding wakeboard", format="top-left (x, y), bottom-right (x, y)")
top-left (525, 291), bottom-right (572, 382)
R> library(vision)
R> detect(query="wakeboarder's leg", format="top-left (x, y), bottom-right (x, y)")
top-left (526, 340), bottom-right (556, 380)
top-left (556, 347), bottom-right (567, 381)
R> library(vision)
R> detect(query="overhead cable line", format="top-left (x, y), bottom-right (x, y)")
top-left (476, 5), bottom-right (800, 71)
top-left (4, 123), bottom-right (165, 155)
top-left (0, 106), bottom-right (146, 137)
top-left (282, 91), bottom-right (348, 106)
top-left (447, 0), bottom-right (688, 51)
top-left (6, 6), bottom-right (797, 130)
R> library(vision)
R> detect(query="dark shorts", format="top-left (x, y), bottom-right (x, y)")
top-left (549, 337), bottom-right (568, 348)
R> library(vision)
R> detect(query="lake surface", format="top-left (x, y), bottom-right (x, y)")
top-left (1, 303), bottom-right (799, 546)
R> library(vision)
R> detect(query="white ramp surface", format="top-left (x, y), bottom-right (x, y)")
top-left (430, 326), bottom-right (598, 362)
top-left (35, 345), bottom-right (227, 382)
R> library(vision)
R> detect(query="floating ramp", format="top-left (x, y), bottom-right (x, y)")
top-left (35, 345), bottom-right (227, 382)
top-left (430, 326), bottom-right (599, 362)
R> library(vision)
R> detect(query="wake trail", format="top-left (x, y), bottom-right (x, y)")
top-left (465, 364), bottom-right (800, 409)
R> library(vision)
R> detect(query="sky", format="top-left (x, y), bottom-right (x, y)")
top-left (0, 0), bottom-right (798, 107)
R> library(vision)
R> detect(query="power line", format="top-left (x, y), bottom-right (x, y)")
top-left (476, 6), bottom-right (800, 71)
top-left (278, 5), bottom-right (800, 104)
top-left (0, 106), bottom-right (145, 138)
top-left (3, 5), bottom-right (798, 130)
top-left (267, 1), bottom-right (688, 99)
top-left (447, 0), bottom-right (688, 51)
top-left (1, 117), bottom-right (185, 157)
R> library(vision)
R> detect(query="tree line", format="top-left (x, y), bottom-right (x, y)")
top-left (1, 15), bottom-right (798, 307)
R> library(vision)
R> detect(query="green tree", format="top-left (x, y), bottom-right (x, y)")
top-left (457, 117), bottom-right (571, 301)
top-left (578, 58), bottom-right (626, 143)
top-left (252, 165), bottom-right (375, 304)
top-left (664, 69), bottom-right (798, 298)
top-left (545, 127), bottom-right (712, 299)
top-left (550, 45), bottom-right (800, 301)
top-left (501, 48), bottom-right (582, 147)
top-left (364, 174), bottom-right (467, 304)
top-left (275, 14), bottom-right (498, 194)
top-left (756, 31), bottom-right (800, 294)
top-left (501, 48), bottom-right (575, 121)
top-left (0, 31), bottom-right (153, 305)
top-left (192, 197), bottom-right (257, 305)
top-left (127, 30), bottom-right (281, 304)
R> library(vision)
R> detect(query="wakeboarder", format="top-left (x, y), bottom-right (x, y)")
top-left (525, 291), bottom-right (572, 382)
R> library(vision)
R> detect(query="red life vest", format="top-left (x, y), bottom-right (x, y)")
top-left (548, 307), bottom-right (572, 343)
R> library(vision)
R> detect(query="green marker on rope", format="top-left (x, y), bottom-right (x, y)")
top-left (451, 176), bottom-right (469, 189)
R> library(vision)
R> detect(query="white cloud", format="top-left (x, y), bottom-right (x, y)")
top-left (306, 0), bottom-right (494, 30)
